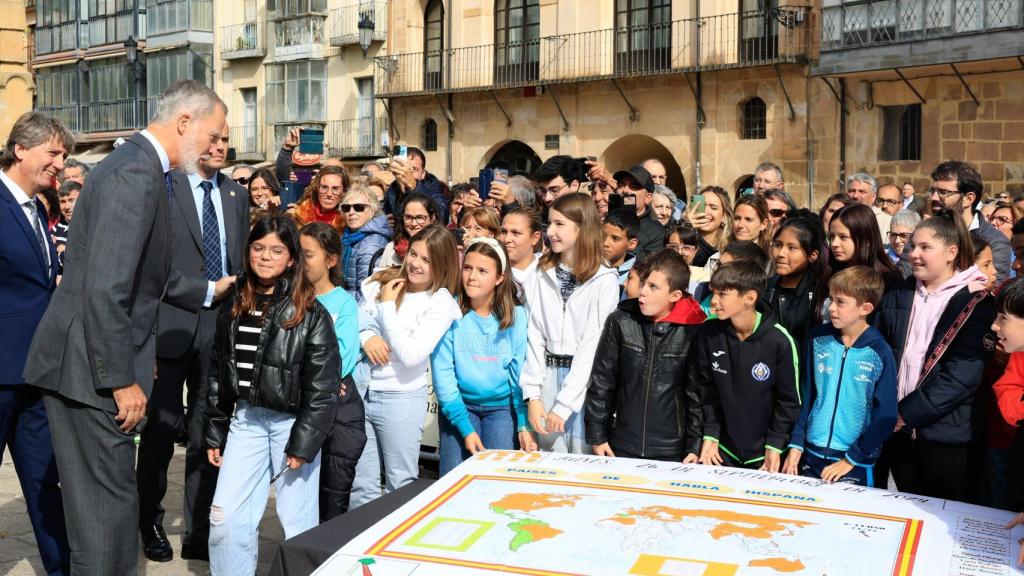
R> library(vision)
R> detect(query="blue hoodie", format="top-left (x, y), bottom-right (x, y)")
top-left (788, 323), bottom-right (898, 466)
top-left (430, 306), bottom-right (528, 438)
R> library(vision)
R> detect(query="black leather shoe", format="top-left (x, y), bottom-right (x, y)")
top-left (140, 524), bottom-right (173, 562)
top-left (180, 544), bottom-right (210, 562)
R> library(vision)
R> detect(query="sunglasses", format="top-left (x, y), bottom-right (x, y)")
top-left (234, 176), bottom-right (250, 185)
top-left (768, 208), bottom-right (787, 218)
top-left (341, 204), bottom-right (369, 213)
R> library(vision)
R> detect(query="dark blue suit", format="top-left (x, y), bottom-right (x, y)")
top-left (0, 176), bottom-right (70, 575)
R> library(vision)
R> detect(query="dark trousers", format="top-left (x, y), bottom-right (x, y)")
top-left (44, 393), bottom-right (138, 575)
top-left (136, 310), bottom-right (218, 552)
top-left (0, 385), bottom-right (69, 575)
top-left (877, 431), bottom-right (970, 500)
top-left (319, 380), bottom-right (367, 522)
top-left (610, 445), bottom-right (684, 462)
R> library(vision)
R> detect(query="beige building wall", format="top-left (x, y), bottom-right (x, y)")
top-left (0, 0), bottom-right (34, 140)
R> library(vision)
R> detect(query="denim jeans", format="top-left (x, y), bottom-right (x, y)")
top-left (536, 365), bottom-right (590, 455)
top-left (208, 402), bottom-right (321, 576)
top-left (439, 402), bottom-right (517, 476)
top-left (350, 387), bottom-right (427, 509)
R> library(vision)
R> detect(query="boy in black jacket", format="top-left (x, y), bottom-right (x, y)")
top-left (695, 260), bottom-right (801, 471)
top-left (585, 251), bottom-right (706, 461)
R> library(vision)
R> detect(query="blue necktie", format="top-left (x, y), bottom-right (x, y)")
top-left (165, 172), bottom-right (175, 208)
top-left (200, 180), bottom-right (223, 281)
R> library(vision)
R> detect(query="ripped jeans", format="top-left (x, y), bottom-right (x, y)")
top-left (208, 401), bottom-right (321, 576)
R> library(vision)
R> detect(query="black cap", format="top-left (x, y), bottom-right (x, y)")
top-left (612, 165), bottom-right (654, 194)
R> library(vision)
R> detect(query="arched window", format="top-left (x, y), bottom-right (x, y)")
top-left (494, 0), bottom-right (540, 84)
top-left (614, 0), bottom-right (671, 73)
top-left (741, 97), bottom-right (767, 140)
top-left (424, 0), bottom-right (444, 90)
top-left (489, 140), bottom-right (542, 177)
top-left (422, 118), bottom-right (438, 152)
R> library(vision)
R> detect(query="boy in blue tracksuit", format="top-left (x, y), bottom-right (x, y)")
top-left (784, 266), bottom-right (898, 487)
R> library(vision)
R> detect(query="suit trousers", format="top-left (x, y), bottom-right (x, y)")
top-left (136, 307), bottom-right (218, 551)
top-left (0, 385), bottom-right (69, 575)
top-left (44, 393), bottom-right (138, 575)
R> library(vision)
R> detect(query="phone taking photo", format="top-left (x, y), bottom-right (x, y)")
top-left (691, 194), bottom-right (706, 215)
top-left (393, 145), bottom-right (408, 162)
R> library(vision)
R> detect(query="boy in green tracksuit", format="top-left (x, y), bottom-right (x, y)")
top-left (693, 260), bottom-right (801, 471)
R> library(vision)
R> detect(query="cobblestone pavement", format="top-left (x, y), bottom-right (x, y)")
top-left (0, 445), bottom-right (285, 575)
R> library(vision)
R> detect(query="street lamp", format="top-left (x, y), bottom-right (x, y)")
top-left (124, 36), bottom-right (144, 127)
top-left (357, 12), bottom-right (374, 58)
top-left (124, 35), bottom-right (138, 64)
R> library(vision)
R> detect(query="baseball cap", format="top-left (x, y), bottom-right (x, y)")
top-left (612, 165), bottom-right (654, 194)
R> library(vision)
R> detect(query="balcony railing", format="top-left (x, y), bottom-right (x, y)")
top-left (35, 21), bottom-right (85, 55)
top-left (326, 115), bottom-right (388, 158)
top-left (330, 1), bottom-right (387, 47)
top-left (89, 9), bottom-right (143, 47)
top-left (230, 124), bottom-right (264, 158)
top-left (82, 99), bottom-right (147, 133)
top-left (272, 15), bottom-right (326, 61)
top-left (147, 0), bottom-right (214, 36)
top-left (374, 8), bottom-right (809, 98)
top-left (221, 21), bottom-right (266, 59)
top-left (37, 105), bottom-right (80, 133)
top-left (822, 0), bottom-right (1024, 51)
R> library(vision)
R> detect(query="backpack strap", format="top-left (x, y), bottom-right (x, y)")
top-left (916, 290), bottom-right (988, 386)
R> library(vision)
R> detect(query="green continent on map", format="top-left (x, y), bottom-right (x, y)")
top-left (507, 518), bottom-right (563, 551)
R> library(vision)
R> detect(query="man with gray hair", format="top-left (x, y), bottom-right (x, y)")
top-left (753, 162), bottom-right (785, 195)
top-left (0, 110), bottom-right (74, 576)
top-left (847, 172), bottom-right (890, 243)
top-left (25, 79), bottom-right (229, 574)
top-left (60, 157), bottom-right (89, 185)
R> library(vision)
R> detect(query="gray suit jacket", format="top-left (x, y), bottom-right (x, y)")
top-left (157, 171), bottom-right (250, 359)
top-left (24, 133), bottom-right (205, 412)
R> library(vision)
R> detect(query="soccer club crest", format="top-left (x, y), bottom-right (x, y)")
top-left (751, 362), bottom-right (771, 382)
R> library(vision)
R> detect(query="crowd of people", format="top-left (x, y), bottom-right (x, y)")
top-left (5, 78), bottom-right (1024, 575)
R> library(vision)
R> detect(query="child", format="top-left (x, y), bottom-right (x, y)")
top-left (989, 280), bottom-right (1024, 511)
top-left (693, 240), bottom-right (769, 316)
top-left (431, 237), bottom-right (535, 475)
top-left (460, 207), bottom-right (501, 243)
top-left (205, 215), bottom-right (340, 576)
top-left (765, 211), bottom-right (829, 346)
top-left (784, 266), bottom-right (897, 486)
top-left (299, 222), bottom-right (368, 520)
top-left (665, 224), bottom-right (709, 295)
top-left (522, 193), bottom-right (620, 454)
top-left (602, 208), bottom-right (640, 295)
top-left (829, 203), bottom-right (901, 288)
top-left (585, 250), bottom-right (706, 461)
top-left (695, 260), bottom-right (801, 471)
top-left (974, 238), bottom-right (998, 291)
top-left (350, 224), bottom-right (462, 507)
top-left (500, 207), bottom-right (544, 287)
top-left (873, 209), bottom-right (995, 500)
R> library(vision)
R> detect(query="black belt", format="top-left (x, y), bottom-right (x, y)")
top-left (545, 351), bottom-right (574, 368)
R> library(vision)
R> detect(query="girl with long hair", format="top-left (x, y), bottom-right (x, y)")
top-left (373, 192), bottom-right (439, 272)
top-left (350, 224), bottom-right (462, 507)
top-left (292, 165), bottom-right (351, 230)
top-left (829, 203), bottom-right (901, 287)
top-left (521, 193), bottom-right (619, 454)
top-left (874, 209), bottom-right (995, 500)
top-left (819, 192), bottom-right (853, 231)
top-left (500, 206), bottom-right (544, 287)
top-left (248, 167), bottom-right (281, 212)
top-left (765, 210), bottom-right (829, 346)
top-left (687, 185), bottom-right (732, 267)
top-left (431, 238), bottom-right (534, 475)
top-left (204, 215), bottom-right (340, 575)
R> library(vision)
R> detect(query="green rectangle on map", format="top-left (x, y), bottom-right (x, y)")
top-left (405, 517), bottom-right (495, 552)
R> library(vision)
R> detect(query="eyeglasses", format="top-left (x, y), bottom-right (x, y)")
top-left (989, 215), bottom-right (1013, 227)
top-left (876, 198), bottom-right (902, 207)
top-left (234, 176), bottom-right (250, 185)
top-left (927, 186), bottom-right (961, 199)
top-left (341, 204), bottom-right (369, 213)
top-left (666, 243), bottom-right (698, 254)
top-left (318, 185), bottom-right (344, 197)
top-left (403, 214), bottom-right (430, 224)
top-left (768, 208), bottom-right (788, 218)
top-left (250, 244), bottom-right (289, 260)
top-left (543, 183), bottom-right (569, 196)
top-left (619, 182), bottom-right (645, 192)
top-left (888, 232), bottom-right (912, 242)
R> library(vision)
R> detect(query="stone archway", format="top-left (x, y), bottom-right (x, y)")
top-left (601, 134), bottom-right (686, 200)
top-left (481, 139), bottom-right (542, 177)
top-left (734, 174), bottom-right (754, 203)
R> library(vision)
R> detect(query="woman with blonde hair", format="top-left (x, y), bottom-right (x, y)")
top-left (687, 185), bottom-right (732, 267)
top-left (338, 184), bottom-right (391, 302)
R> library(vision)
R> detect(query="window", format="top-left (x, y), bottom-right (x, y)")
top-left (740, 97), bottom-right (766, 140)
top-left (266, 0), bottom-right (327, 19)
top-left (494, 0), bottom-right (540, 84)
top-left (881, 104), bottom-right (921, 161)
top-left (36, 0), bottom-right (81, 54)
top-left (424, 0), bottom-right (444, 90)
top-left (614, 0), bottom-right (671, 73)
top-left (88, 0), bottom-right (137, 46)
top-left (422, 118), bottom-right (438, 152)
top-left (147, 0), bottom-right (214, 36)
top-left (83, 56), bottom-right (140, 131)
top-left (265, 60), bottom-right (327, 123)
top-left (740, 0), bottom-right (779, 61)
top-left (147, 46), bottom-right (213, 100)
top-left (36, 64), bottom-right (80, 130)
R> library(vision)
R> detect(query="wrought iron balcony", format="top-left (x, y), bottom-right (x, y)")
top-left (81, 99), bottom-right (148, 133)
top-left (330, 0), bottom-right (386, 47)
top-left (271, 15), bottom-right (326, 61)
top-left (326, 116), bottom-right (388, 158)
top-left (37, 105), bottom-right (80, 133)
top-left (230, 124), bottom-right (264, 159)
top-left (147, 0), bottom-right (214, 36)
top-left (89, 9), bottom-right (143, 47)
top-left (821, 0), bottom-right (1024, 51)
top-left (221, 21), bottom-right (266, 59)
top-left (374, 8), bottom-right (809, 98)
top-left (35, 20), bottom-right (86, 55)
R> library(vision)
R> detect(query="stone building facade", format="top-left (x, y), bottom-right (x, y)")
top-left (0, 0), bottom-right (33, 140)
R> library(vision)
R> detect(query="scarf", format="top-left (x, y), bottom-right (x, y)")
top-left (341, 228), bottom-right (368, 271)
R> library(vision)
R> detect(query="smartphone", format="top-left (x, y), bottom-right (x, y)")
top-left (393, 145), bottom-right (408, 162)
top-left (493, 168), bottom-right (509, 185)
top-left (478, 168), bottom-right (493, 202)
top-left (280, 181), bottom-right (298, 206)
top-left (691, 194), bottom-right (706, 215)
top-left (298, 128), bottom-right (324, 155)
top-left (573, 156), bottom-right (596, 181)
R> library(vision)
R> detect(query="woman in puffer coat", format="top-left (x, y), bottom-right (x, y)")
top-left (339, 184), bottom-right (391, 303)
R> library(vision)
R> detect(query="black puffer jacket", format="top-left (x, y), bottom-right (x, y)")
top-left (584, 298), bottom-right (706, 459)
top-left (763, 271), bottom-right (822, 347)
top-left (872, 277), bottom-right (996, 445)
top-left (205, 277), bottom-right (340, 462)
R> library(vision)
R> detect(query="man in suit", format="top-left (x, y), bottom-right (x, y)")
top-left (135, 124), bottom-right (249, 562)
top-left (0, 111), bottom-right (73, 575)
top-left (24, 79), bottom-right (229, 575)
